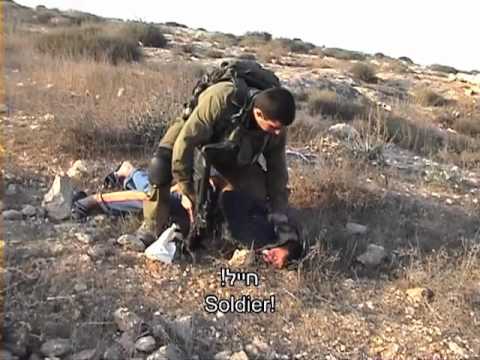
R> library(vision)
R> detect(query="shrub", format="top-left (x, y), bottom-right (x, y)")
top-left (239, 31), bottom-right (272, 47)
top-left (453, 117), bottom-right (480, 137)
top-left (307, 89), bottom-right (365, 120)
top-left (120, 23), bottom-right (168, 48)
top-left (35, 27), bottom-right (142, 64)
top-left (36, 12), bottom-right (54, 24)
top-left (428, 64), bottom-right (458, 74)
top-left (398, 56), bottom-right (414, 64)
top-left (276, 37), bottom-right (315, 54)
top-left (350, 63), bottom-right (377, 83)
top-left (414, 87), bottom-right (447, 107)
top-left (323, 47), bottom-right (366, 61)
top-left (210, 32), bottom-right (239, 48)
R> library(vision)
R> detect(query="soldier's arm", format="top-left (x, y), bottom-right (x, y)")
top-left (172, 83), bottom-right (234, 201)
top-left (264, 130), bottom-right (289, 213)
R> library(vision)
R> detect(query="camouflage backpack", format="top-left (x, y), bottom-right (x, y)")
top-left (182, 59), bottom-right (281, 121)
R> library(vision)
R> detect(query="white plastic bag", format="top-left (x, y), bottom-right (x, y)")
top-left (144, 223), bottom-right (182, 264)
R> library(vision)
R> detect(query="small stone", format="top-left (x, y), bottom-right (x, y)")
top-left (44, 113), bottom-right (55, 121)
top-left (228, 249), bottom-right (254, 267)
top-left (230, 351), bottom-right (249, 360)
top-left (87, 244), bottom-right (108, 259)
top-left (244, 344), bottom-right (259, 358)
top-left (448, 341), bottom-right (466, 357)
top-left (117, 87), bottom-right (125, 97)
top-left (74, 282), bottom-right (88, 292)
top-left (357, 244), bottom-right (387, 267)
top-left (21, 205), bottom-right (37, 217)
top-left (3, 210), bottom-right (23, 221)
top-left (135, 336), bottom-right (156, 353)
top-left (117, 234), bottom-right (146, 252)
top-left (346, 222), bottom-right (368, 235)
top-left (70, 349), bottom-right (97, 360)
top-left (328, 123), bottom-right (360, 140)
top-left (147, 344), bottom-right (185, 360)
top-left (40, 338), bottom-right (71, 357)
top-left (214, 351), bottom-right (232, 360)
top-left (75, 232), bottom-right (94, 244)
top-left (406, 287), bottom-right (434, 303)
top-left (42, 175), bottom-right (75, 221)
top-left (113, 307), bottom-right (144, 332)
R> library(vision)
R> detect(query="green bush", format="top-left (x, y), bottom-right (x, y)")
top-left (120, 23), bottom-right (168, 48)
top-left (35, 27), bottom-right (142, 64)
top-left (350, 63), bottom-right (377, 83)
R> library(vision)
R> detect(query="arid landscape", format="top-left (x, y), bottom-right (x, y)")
top-left (1, 1), bottom-right (480, 359)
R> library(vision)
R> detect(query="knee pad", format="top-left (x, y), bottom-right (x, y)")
top-left (148, 147), bottom-right (173, 186)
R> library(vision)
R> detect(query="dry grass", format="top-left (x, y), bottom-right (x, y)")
top-left (6, 32), bottom-right (201, 159)
top-left (35, 26), bottom-right (142, 65)
top-left (453, 117), bottom-right (480, 137)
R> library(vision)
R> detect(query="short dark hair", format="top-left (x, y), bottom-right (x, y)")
top-left (253, 87), bottom-right (296, 126)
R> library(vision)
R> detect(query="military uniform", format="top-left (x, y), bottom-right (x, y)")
top-left (143, 81), bottom-right (289, 234)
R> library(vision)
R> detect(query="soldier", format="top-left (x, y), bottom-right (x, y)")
top-left (141, 71), bottom-right (301, 268)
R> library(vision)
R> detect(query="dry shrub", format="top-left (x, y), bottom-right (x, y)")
top-left (307, 89), bottom-right (365, 120)
top-left (428, 64), bottom-right (458, 74)
top-left (209, 32), bottom-right (239, 48)
top-left (239, 31), bottom-right (272, 47)
top-left (414, 87), bottom-right (447, 107)
top-left (255, 41), bottom-right (288, 63)
top-left (453, 117), bottom-right (480, 137)
top-left (350, 62), bottom-right (377, 83)
top-left (35, 26), bottom-right (142, 65)
top-left (322, 47), bottom-right (366, 61)
top-left (118, 22), bottom-right (168, 48)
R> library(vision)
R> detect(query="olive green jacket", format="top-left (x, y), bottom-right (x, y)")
top-left (160, 82), bottom-right (289, 213)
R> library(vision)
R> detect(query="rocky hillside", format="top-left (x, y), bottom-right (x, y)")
top-left (2, 1), bottom-right (480, 359)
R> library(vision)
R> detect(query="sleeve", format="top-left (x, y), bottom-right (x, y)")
top-left (172, 85), bottom-right (234, 201)
top-left (263, 130), bottom-right (289, 213)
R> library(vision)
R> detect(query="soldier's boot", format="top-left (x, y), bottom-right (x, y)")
top-left (137, 185), bottom-right (171, 246)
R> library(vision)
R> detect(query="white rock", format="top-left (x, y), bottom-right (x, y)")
top-left (75, 232), bottom-right (94, 244)
top-left (117, 87), bottom-right (125, 97)
top-left (117, 234), bottom-right (145, 252)
top-left (230, 351), bottom-right (249, 360)
top-left (42, 176), bottom-right (74, 221)
top-left (346, 222), bottom-right (368, 235)
top-left (357, 244), bottom-right (387, 267)
top-left (135, 336), bottom-right (156, 353)
top-left (328, 123), bottom-right (360, 139)
top-left (448, 341), bottom-right (467, 357)
top-left (44, 113), bottom-right (55, 121)
top-left (21, 205), bottom-right (37, 217)
top-left (228, 249), bottom-right (254, 268)
top-left (214, 351), bottom-right (232, 360)
top-left (67, 160), bottom-right (89, 179)
top-left (40, 338), bottom-right (71, 357)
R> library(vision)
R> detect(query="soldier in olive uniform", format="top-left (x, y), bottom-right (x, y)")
top-left (142, 82), bottom-right (300, 268)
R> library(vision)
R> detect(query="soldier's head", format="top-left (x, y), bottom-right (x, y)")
top-left (252, 87), bottom-right (296, 135)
